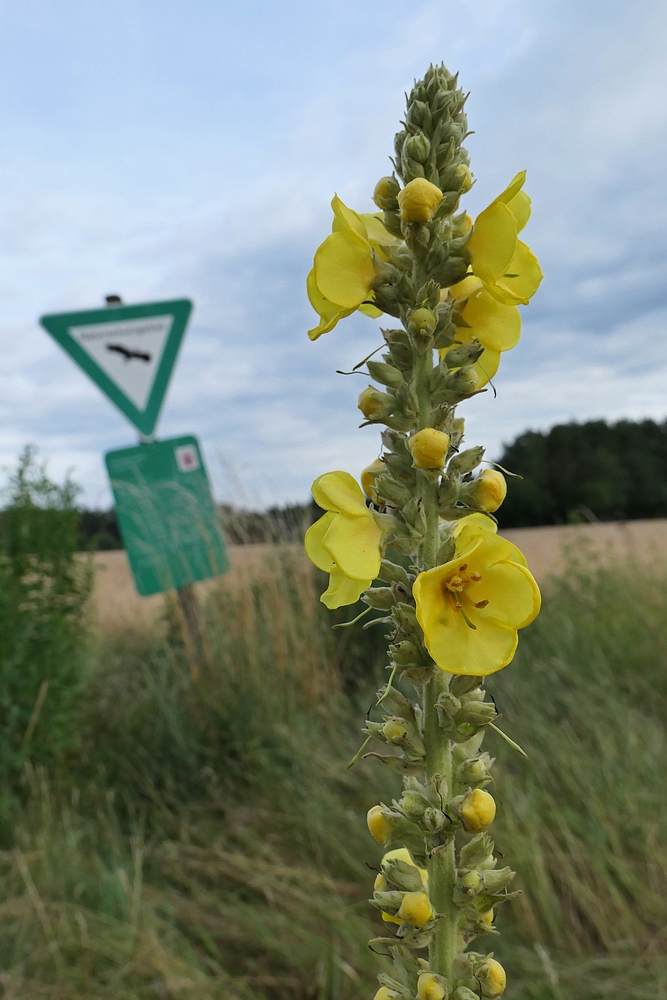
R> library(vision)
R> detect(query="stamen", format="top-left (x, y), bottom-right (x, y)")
top-left (475, 599), bottom-right (489, 609)
top-left (470, 572), bottom-right (482, 582)
top-left (459, 607), bottom-right (477, 630)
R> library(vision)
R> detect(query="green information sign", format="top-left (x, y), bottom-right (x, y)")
top-left (106, 435), bottom-right (229, 596)
top-left (40, 299), bottom-right (192, 437)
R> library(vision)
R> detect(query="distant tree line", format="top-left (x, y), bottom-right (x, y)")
top-left (497, 418), bottom-right (667, 528)
top-left (25, 417), bottom-right (667, 549)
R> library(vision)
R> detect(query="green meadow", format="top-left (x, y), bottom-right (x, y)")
top-left (0, 529), bottom-right (665, 999)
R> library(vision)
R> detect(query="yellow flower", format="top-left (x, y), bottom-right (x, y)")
top-left (477, 959), bottom-right (507, 998)
top-left (474, 469), bottom-right (507, 513)
top-left (361, 457), bottom-right (385, 500)
top-left (466, 171), bottom-right (543, 307)
top-left (397, 178), bottom-right (443, 222)
top-left (307, 195), bottom-right (396, 340)
top-left (440, 274), bottom-right (520, 387)
top-left (412, 520), bottom-right (541, 675)
top-left (398, 890), bottom-right (433, 927)
top-left (305, 471), bottom-right (383, 609)
top-left (461, 788), bottom-right (496, 833)
top-left (417, 973), bottom-right (447, 1000)
top-left (366, 805), bottom-right (395, 844)
top-left (409, 428), bottom-right (451, 469)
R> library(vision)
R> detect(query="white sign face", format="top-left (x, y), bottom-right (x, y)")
top-left (68, 315), bottom-right (174, 410)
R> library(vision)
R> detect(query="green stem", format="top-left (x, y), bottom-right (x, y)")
top-left (425, 672), bottom-right (457, 978)
top-left (413, 341), bottom-right (458, 979)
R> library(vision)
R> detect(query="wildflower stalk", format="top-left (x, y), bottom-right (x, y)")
top-left (305, 62), bottom-right (543, 999)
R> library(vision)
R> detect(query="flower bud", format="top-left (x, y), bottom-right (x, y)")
top-left (361, 458), bottom-right (385, 500)
top-left (358, 386), bottom-right (393, 421)
top-left (409, 307), bottom-right (438, 337)
top-left (367, 360), bottom-right (404, 389)
top-left (443, 342), bottom-right (484, 368)
top-left (453, 163), bottom-right (473, 193)
top-left (367, 805), bottom-right (395, 844)
top-left (461, 789), bottom-right (496, 833)
top-left (398, 178), bottom-right (443, 223)
top-left (401, 790), bottom-right (428, 818)
top-left (448, 447), bottom-right (484, 475)
top-left (417, 972), bottom-right (448, 1000)
top-left (477, 959), bottom-right (506, 998)
top-left (409, 428), bottom-right (451, 469)
top-left (474, 470), bottom-right (507, 513)
top-left (452, 990), bottom-right (478, 1000)
top-left (458, 869), bottom-right (483, 897)
top-left (457, 755), bottom-right (491, 785)
top-left (404, 133), bottom-right (431, 164)
top-left (446, 367), bottom-right (479, 395)
top-left (397, 890), bottom-right (433, 927)
top-left (374, 988), bottom-right (396, 1000)
top-left (481, 907), bottom-right (494, 928)
top-left (452, 212), bottom-right (473, 238)
top-left (382, 719), bottom-right (409, 744)
top-left (373, 175), bottom-right (401, 210)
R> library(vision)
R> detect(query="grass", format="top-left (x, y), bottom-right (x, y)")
top-left (0, 541), bottom-right (666, 997)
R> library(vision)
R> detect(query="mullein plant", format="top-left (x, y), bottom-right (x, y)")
top-left (305, 64), bottom-right (543, 1000)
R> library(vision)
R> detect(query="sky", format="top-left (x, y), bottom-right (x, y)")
top-left (0, 0), bottom-right (666, 509)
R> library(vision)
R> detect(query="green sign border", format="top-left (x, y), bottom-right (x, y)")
top-left (39, 299), bottom-right (193, 436)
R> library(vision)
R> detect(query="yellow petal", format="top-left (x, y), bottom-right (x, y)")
top-left (331, 194), bottom-right (366, 238)
top-left (454, 513), bottom-right (498, 535)
top-left (359, 301), bottom-right (383, 318)
top-left (488, 241), bottom-right (543, 306)
top-left (307, 269), bottom-right (354, 340)
top-left (473, 347), bottom-right (500, 388)
top-left (323, 512), bottom-right (382, 581)
top-left (314, 230), bottom-right (375, 309)
top-left (312, 471), bottom-right (368, 516)
top-left (468, 558), bottom-right (541, 630)
top-left (447, 275), bottom-right (483, 301)
top-left (304, 511), bottom-right (337, 572)
top-left (492, 170), bottom-right (526, 206)
top-left (468, 202), bottom-right (517, 285)
top-left (461, 287), bottom-right (521, 353)
top-left (359, 212), bottom-right (400, 248)
top-left (505, 190), bottom-right (531, 233)
top-left (321, 567), bottom-right (371, 609)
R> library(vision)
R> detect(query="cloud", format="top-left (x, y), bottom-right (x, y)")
top-left (0, 0), bottom-right (665, 509)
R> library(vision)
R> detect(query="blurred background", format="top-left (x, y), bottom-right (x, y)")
top-left (0, 3), bottom-right (666, 999)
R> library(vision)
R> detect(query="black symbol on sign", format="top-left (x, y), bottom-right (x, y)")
top-left (107, 343), bottom-right (152, 363)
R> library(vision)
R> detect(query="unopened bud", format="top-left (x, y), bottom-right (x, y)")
top-left (459, 869), bottom-right (483, 895)
top-left (358, 386), bottom-right (393, 421)
top-left (382, 719), bottom-right (408, 744)
top-left (367, 805), bottom-right (396, 844)
top-left (409, 428), bottom-right (451, 469)
top-left (373, 989), bottom-right (396, 1000)
top-left (409, 307), bottom-right (438, 337)
top-left (373, 175), bottom-right (401, 210)
top-left (398, 178), bottom-right (443, 223)
top-left (457, 756), bottom-right (490, 785)
top-left (452, 211), bottom-right (473, 238)
top-left (398, 890), bottom-right (433, 927)
top-left (401, 790), bottom-right (428, 818)
top-left (404, 133), bottom-right (431, 164)
top-left (367, 360), bottom-right (404, 389)
top-left (454, 163), bottom-right (473, 193)
top-left (452, 989), bottom-right (478, 1000)
top-left (477, 959), bottom-right (506, 998)
top-left (417, 972), bottom-right (448, 1000)
top-left (361, 458), bottom-right (385, 500)
top-left (474, 469), bottom-right (507, 513)
top-left (444, 342), bottom-right (484, 368)
top-left (446, 366), bottom-right (479, 395)
top-left (448, 447), bottom-right (484, 475)
top-left (461, 789), bottom-right (496, 834)
top-left (480, 907), bottom-right (494, 928)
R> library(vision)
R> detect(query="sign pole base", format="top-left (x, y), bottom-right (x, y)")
top-left (176, 584), bottom-right (208, 683)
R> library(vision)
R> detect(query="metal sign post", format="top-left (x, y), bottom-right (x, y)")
top-left (40, 298), bottom-right (228, 678)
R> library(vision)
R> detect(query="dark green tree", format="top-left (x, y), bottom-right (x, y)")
top-left (497, 419), bottom-right (667, 527)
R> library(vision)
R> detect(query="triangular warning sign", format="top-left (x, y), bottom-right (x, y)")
top-left (40, 299), bottom-right (193, 436)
